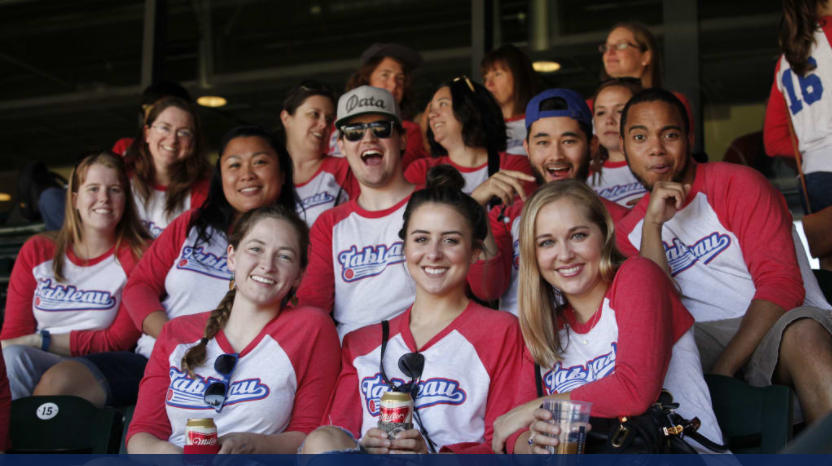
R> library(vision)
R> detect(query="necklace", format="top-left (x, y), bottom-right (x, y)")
top-left (578, 307), bottom-right (603, 346)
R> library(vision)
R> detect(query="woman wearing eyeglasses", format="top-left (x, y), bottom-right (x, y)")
top-left (126, 205), bottom-right (339, 454)
top-left (587, 78), bottom-right (647, 207)
top-left (490, 180), bottom-right (722, 454)
top-left (301, 165), bottom-right (525, 455)
top-left (124, 96), bottom-right (211, 238)
top-left (277, 80), bottom-right (360, 227)
top-left (123, 126), bottom-right (299, 383)
top-left (481, 44), bottom-right (540, 156)
top-left (406, 77), bottom-right (536, 209)
top-left (2, 152), bottom-right (150, 404)
top-left (596, 22), bottom-right (694, 137)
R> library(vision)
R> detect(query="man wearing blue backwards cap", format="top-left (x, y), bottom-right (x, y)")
top-left (468, 89), bottom-right (630, 318)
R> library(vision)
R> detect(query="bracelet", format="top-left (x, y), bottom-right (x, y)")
top-left (40, 329), bottom-right (51, 351)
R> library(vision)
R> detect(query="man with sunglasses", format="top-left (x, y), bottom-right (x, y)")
top-left (468, 88), bottom-right (629, 316)
top-left (297, 86), bottom-right (418, 340)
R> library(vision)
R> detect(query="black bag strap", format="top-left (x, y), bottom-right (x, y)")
top-left (380, 320), bottom-right (392, 389)
top-left (534, 363), bottom-right (544, 398)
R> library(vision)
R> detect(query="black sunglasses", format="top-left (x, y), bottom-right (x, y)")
top-left (203, 353), bottom-right (239, 413)
top-left (341, 120), bottom-right (396, 142)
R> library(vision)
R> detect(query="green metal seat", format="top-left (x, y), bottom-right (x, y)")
top-left (705, 374), bottom-right (793, 453)
top-left (9, 395), bottom-right (123, 454)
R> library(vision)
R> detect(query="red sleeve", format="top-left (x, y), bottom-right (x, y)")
top-left (505, 352), bottom-right (539, 454)
top-left (296, 209), bottom-right (337, 312)
top-left (602, 197), bottom-right (630, 225)
top-left (189, 177), bottom-right (211, 211)
top-left (708, 164), bottom-right (804, 310)
top-left (614, 198), bottom-right (647, 258)
top-left (0, 355), bottom-right (10, 451)
top-left (442, 313), bottom-right (526, 454)
top-left (1, 237), bottom-right (50, 340)
top-left (402, 120), bottom-right (429, 170)
top-left (569, 258), bottom-right (693, 417)
top-left (403, 159), bottom-right (430, 186)
top-left (763, 61), bottom-right (796, 158)
top-left (467, 204), bottom-right (512, 301)
top-left (329, 157), bottom-right (362, 200)
top-left (500, 153), bottom-right (538, 197)
top-left (123, 211), bottom-right (194, 329)
top-left (321, 332), bottom-right (366, 436)
top-left (283, 308), bottom-right (341, 434)
top-left (126, 320), bottom-right (175, 443)
top-left (70, 247), bottom-right (143, 355)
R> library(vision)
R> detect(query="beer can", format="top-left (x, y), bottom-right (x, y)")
top-left (378, 391), bottom-right (413, 439)
top-left (185, 418), bottom-right (218, 446)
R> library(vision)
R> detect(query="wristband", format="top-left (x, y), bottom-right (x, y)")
top-left (40, 329), bottom-right (51, 351)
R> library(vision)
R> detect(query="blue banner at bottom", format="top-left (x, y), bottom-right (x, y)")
top-left (0, 455), bottom-right (830, 466)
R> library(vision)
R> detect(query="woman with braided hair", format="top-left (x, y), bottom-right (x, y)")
top-left (126, 205), bottom-right (340, 454)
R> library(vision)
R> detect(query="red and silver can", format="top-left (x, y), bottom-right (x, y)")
top-left (378, 391), bottom-right (413, 439)
top-left (185, 418), bottom-right (218, 447)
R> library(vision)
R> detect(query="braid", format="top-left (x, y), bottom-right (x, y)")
top-left (181, 289), bottom-right (236, 377)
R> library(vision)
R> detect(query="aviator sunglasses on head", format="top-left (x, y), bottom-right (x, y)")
top-left (203, 352), bottom-right (239, 413)
top-left (340, 120), bottom-right (396, 142)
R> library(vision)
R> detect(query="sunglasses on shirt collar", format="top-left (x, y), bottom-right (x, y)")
top-left (203, 353), bottom-right (239, 413)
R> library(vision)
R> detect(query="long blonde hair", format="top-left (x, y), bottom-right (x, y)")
top-left (46, 151), bottom-right (151, 282)
top-left (517, 180), bottom-right (626, 367)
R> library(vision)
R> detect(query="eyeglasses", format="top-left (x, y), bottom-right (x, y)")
top-left (453, 75), bottom-right (475, 93)
top-left (598, 42), bottom-right (642, 54)
top-left (150, 123), bottom-right (195, 141)
top-left (203, 353), bottom-right (238, 413)
top-left (341, 120), bottom-right (396, 142)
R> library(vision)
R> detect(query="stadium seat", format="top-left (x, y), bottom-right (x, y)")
top-left (782, 409), bottom-right (832, 453)
top-left (116, 404), bottom-right (136, 454)
top-left (705, 374), bottom-right (793, 453)
top-left (9, 396), bottom-right (123, 454)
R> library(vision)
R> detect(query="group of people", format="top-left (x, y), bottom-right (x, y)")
top-left (0, 5), bottom-right (831, 455)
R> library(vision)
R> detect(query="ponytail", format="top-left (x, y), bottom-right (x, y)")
top-left (781, 0), bottom-right (822, 76)
top-left (181, 288), bottom-right (235, 377)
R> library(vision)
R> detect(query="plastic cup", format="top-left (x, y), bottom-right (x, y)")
top-left (541, 399), bottom-right (592, 454)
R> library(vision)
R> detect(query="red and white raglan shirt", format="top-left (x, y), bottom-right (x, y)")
top-left (324, 301), bottom-right (525, 454)
top-left (328, 120), bottom-right (429, 170)
top-left (507, 258), bottom-right (723, 453)
top-left (764, 17), bottom-right (832, 176)
top-left (0, 355), bottom-right (9, 451)
top-left (588, 160), bottom-right (647, 207)
top-left (616, 162), bottom-right (831, 325)
top-left (123, 210), bottom-right (234, 358)
top-left (297, 194), bottom-right (414, 340)
top-left (504, 115), bottom-right (527, 156)
top-left (588, 92), bottom-right (696, 140)
top-left (126, 306), bottom-right (340, 447)
top-left (469, 193), bottom-right (629, 315)
top-left (131, 177), bottom-right (210, 238)
top-left (1, 236), bottom-right (141, 355)
top-left (295, 157), bottom-right (361, 227)
top-left (404, 153), bottom-right (537, 197)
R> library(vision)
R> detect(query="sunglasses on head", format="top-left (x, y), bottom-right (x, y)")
top-left (203, 353), bottom-right (238, 413)
top-left (453, 75), bottom-right (475, 93)
top-left (340, 120), bottom-right (396, 142)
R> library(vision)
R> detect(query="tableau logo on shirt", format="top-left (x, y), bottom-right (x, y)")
top-left (176, 246), bottom-right (232, 280)
top-left (360, 373), bottom-right (467, 415)
top-left (34, 278), bottom-right (116, 312)
top-left (300, 192), bottom-right (335, 210)
top-left (165, 367), bottom-right (270, 409)
top-left (338, 242), bottom-right (404, 282)
top-left (596, 183), bottom-right (646, 202)
top-left (544, 343), bottom-right (617, 394)
top-left (142, 220), bottom-right (164, 238)
top-left (663, 232), bottom-right (732, 277)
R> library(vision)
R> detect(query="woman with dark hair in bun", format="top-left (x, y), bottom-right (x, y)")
top-left (277, 80), bottom-right (360, 227)
top-left (406, 77), bottom-right (536, 210)
top-left (123, 126), bottom-right (299, 373)
top-left (301, 165), bottom-right (525, 455)
top-left (127, 205), bottom-right (339, 453)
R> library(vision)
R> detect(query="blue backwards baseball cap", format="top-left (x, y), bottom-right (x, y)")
top-left (525, 88), bottom-right (592, 130)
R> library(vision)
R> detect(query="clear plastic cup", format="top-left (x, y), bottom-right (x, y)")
top-left (541, 400), bottom-right (592, 454)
